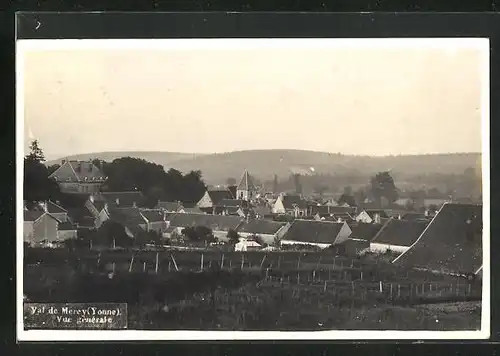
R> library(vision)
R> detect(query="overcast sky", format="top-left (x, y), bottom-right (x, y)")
top-left (20, 39), bottom-right (486, 161)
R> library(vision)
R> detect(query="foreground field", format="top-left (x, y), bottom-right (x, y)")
top-left (23, 248), bottom-right (482, 331)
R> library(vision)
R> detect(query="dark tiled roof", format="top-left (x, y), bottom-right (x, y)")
top-left (350, 222), bottom-right (384, 241)
top-left (108, 207), bottom-right (147, 226)
top-left (140, 209), bottom-right (164, 222)
top-left (371, 218), bottom-right (428, 246)
top-left (216, 199), bottom-right (251, 208)
top-left (77, 217), bottom-right (96, 228)
top-left (66, 208), bottom-right (94, 225)
top-left (167, 213), bottom-right (243, 231)
top-left (308, 205), bottom-right (356, 215)
top-left (364, 209), bottom-right (389, 219)
top-left (46, 201), bottom-right (67, 214)
top-left (237, 170), bottom-right (256, 191)
top-left (393, 203), bottom-right (483, 274)
top-left (282, 219), bottom-right (345, 244)
top-left (401, 212), bottom-right (429, 221)
top-left (58, 221), bottom-right (77, 231)
top-left (181, 207), bottom-right (204, 214)
top-left (281, 195), bottom-right (308, 210)
top-left (156, 201), bottom-right (182, 212)
top-left (207, 189), bottom-right (234, 205)
top-left (49, 160), bottom-right (106, 183)
top-left (24, 210), bottom-right (44, 222)
top-left (98, 191), bottom-right (145, 208)
top-left (253, 205), bottom-right (272, 216)
top-left (237, 220), bottom-right (287, 235)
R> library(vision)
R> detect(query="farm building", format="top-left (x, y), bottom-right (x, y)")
top-left (165, 213), bottom-right (244, 241)
top-left (57, 221), bottom-right (78, 240)
top-left (36, 200), bottom-right (69, 222)
top-left (196, 188), bottom-right (234, 209)
top-left (23, 211), bottom-right (60, 244)
top-left (252, 205), bottom-right (273, 219)
top-left (272, 194), bottom-right (308, 217)
top-left (355, 209), bottom-right (389, 224)
top-left (392, 203), bottom-right (483, 276)
top-left (234, 238), bottom-right (261, 252)
top-left (155, 201), bottom-right (183, 213)
top-left (308, 204), bottom-right (356, 217)
top-left (86, 191), bottom-right (145, 219)
top-left (66, 207), bottom-right (96, 230)
top-left (335, 237), bottom-right (370, 256)
top-left (280, 219), bottom-right (352, 249)
top-left (236, 169), bottom-right (258, 201)
top-left (139, 209), bottom-right (167, 233)
top-left (369, 218), bottom-right (428, 254)
top-left (178, 206), bottom-right (204, 214)
top-left (314, 212), bottom-right (355, 223)
top-left (97, 206), bottom-right (148, 237)
top-left (48, 160), bottom-right (106, 194)
top-left (349, 221), bottom-right (384, 241)
top-left (236, 220), bottom-right (290, 245)
top-left (399, 212), bottom-right (431, 222)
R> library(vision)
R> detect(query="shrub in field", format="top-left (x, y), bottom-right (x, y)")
top-left (182, 226), bottom-right (215, 244)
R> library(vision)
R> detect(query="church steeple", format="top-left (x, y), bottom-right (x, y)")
top-left (236, 169), bottom-right (256, 201)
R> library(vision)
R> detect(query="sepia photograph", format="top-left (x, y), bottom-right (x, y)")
top-left (17, 37), bottom-right (489, 341)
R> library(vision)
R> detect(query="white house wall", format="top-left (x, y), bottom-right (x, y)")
top-left (369, 242), bottom-right (408, 254)
top-left (23, 222), bottom-right (34, 242)
top-left (272, 197), bottom-right (286, 214)
top-left (280, 240), bottom-right (331, 249)
top-left (57, 230), bottom-right (78, 240)
top-left (334, 222), bottom-right (352, 244)
top-left (356, 211), bottom-right (373, 224)
top-left (196, 192), bottom-right (214, 208)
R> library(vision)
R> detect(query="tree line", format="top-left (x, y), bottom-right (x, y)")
top-left (24, 140), bottom-right (207, 208)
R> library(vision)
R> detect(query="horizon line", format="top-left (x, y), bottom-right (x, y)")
top-left (45, 148), bottom-right (482, 162)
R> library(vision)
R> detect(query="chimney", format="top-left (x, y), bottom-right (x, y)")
top-left (89, 195), bottom-right (95, 203)
top-left (40, 201), bottom-right (48, 213)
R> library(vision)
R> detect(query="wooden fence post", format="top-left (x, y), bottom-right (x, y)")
top-left (221, 253), bottom-right (225, 269)
top-left (379, 281), bottom-right (383, 293)
top-left (168, 261), bottom-right (171, 272)
top-left (297, 254), bottom-right (301, 269)
top-left (260, 255), bottom-right (267, 269)
top-left (143, 261), bottom-right (146, 272)
top-left (155, 252), bottom-right (159, 274)
top-left (324, 281), bottom-right (327, 293)
top-left (171, 254), bottom-right (179, 271)
top-left (390, 283), bottom-right (393, 299)
top-left (278, 255), bottom-right (281, 268)
top-left (128, 254), bottom-right (134, 272)
top-left (112, 262), bottom-right (116, 274)
top-left (200, 253), bottom-right (204, 271)
top-left (241, 254), bottom-right (244, 270)
top-left (397, 284), bottom-right (401, 298)
top-left (360, 271), bottom-right (363, 281)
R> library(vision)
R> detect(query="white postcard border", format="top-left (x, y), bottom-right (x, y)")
top-left (16, 37), bottom-right (491, 341)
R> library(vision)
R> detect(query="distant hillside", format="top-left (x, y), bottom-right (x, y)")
top-left (49, 149), bottom-right (481, 185)
top-left (48, 151), bottom-right (206, 167)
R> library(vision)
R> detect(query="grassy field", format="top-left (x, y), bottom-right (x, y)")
top-left (23, 248), bottom-right (482, 331)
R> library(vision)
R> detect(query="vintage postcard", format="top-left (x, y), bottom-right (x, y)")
top-left (16, 37), bottom-right (490, 341)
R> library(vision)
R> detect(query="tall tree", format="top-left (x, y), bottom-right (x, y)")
top-left (25, 140), bottom-right (45, 163)
top-left (369, 171), bottom-right (398, 208)
top-left (272, 174), bottom-right (279, 193)
top-left (24, 140), bottom-right (60, 204)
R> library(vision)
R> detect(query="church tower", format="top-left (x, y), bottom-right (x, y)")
top-left (236, 169), bottom-right (256, 201)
